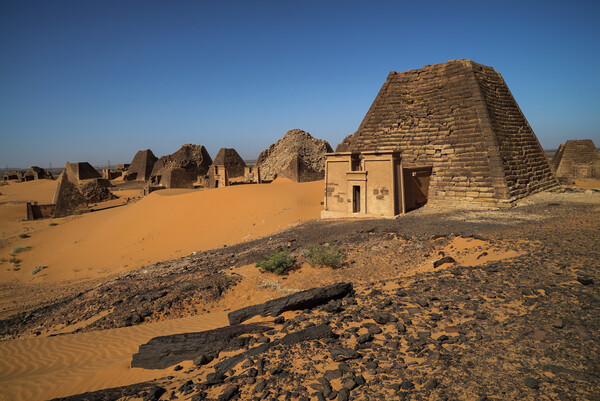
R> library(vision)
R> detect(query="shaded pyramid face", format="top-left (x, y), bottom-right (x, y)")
top-left (341, 59), bottom-right (557, 206)
top-left (126, 149), bottom-right (158, 181)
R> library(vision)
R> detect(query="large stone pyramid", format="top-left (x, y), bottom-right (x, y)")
top-left (552, 139), bottom-right (600, 179)
top-left (338, 59), bottom-right (557, 207)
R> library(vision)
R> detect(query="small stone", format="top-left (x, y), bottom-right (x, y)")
top-left (143, 386), bottom-right (166, 401)
top-left (417, 300), bottom-right (429, 307)
top-left (553, 319), bottom-right (564, 329)
top-left (218, 385), bottom-right (239, 400)
top-left (524, 378), bottom-right (539, 389)
top-left (173, 365), bottom-right (183, 371)
top-left (433, 256), bottom-right (456, 268)
top-left (274, 316), bottom-right (285, 324)
top-left (337, 387), bottom-right (350, 401)
top-left (401, 380), bottom-right (414, 390)
top-left (577, 276), bottom-right (594, 286)
top-left (193, 354), bottom-right (214, 366)
top-left (424, 378), bottom-right (438, 390)
top-left (367, 326), bottom-right (383, 335)
top-left (324, 369), bottom-right (343, 381)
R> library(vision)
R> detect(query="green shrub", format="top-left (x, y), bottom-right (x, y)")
top-left (177, 282), bottom-right (193, 292)
top-left (305, 243), bottom-right (345, 268)
top-left (11, 245), bottom-right (31, 254)
top-left (19, 233), bottom-right (30, 238)
top-left (256, 251), bottom-right (295, 275)
top-left (9, 257), bottom-right (21, 265)
top-left (31, 265), bottom-right (48, 275)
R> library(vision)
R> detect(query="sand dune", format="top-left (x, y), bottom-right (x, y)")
top-left (0, 179), bottom-right (57, 205)
top-left (0, 311), bottom-right (229, 401)
top-left (0, 180), bottom-right (324, 282)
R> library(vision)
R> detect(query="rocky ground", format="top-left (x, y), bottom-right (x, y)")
top-left (2, 190), bottom-right (600, 400)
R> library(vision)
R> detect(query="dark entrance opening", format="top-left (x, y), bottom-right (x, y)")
top-left (352, 185), bottom-right (361, 213)
top-left (403, 167), bottom-right (432, 212)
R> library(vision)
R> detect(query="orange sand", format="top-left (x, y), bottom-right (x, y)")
top-left (0, 311), bottom-right (228, 401)
top-left (0, 179), bottom-right (57, 205)
top-left (574, 178), bottom-right (600, 189)
top-left (0, 180), bottom-right (324, 282)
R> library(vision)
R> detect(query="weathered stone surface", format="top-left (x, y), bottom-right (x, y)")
top-left (131, 322), bottom-right (273, 369)
top-left (227, 282), bottom-right (353, 326)
top-left (255, 129), bottom-right (333, 182)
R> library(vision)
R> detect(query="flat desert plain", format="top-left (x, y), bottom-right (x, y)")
top-left (0, 178), bottom-right (599, 401)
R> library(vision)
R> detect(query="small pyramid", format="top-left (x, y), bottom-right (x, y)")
top-left (212, 148), bottom-right (247, 178)
top-left (125, 149), bottom-right (158, 181)
top-left (552, 139), bottom-right (600, 179)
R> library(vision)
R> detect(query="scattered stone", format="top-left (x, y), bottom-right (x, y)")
top-left (433, 256), bottom-right (456, 268)
top-left (330, 348), bottom-right (362, 361)
top-left (143, 386), bottom-right (166, 401)
top-left (218, 385), bottom-right (239, 400)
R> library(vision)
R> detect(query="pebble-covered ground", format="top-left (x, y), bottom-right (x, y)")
top-left (45, 191), bottom-right (599, 401)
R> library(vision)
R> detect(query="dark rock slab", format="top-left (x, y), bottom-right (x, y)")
top-left (131, 322), bottom-right (273, 369)
top-left (228, 282), bottom-right (353, 326)
top-left (279, 324), bottom-right (337, 345)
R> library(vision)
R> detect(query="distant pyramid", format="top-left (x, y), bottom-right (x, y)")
top-left (552, 139), bottom-right (600, 179)
top-left (124, 149), bottom-right (158, 181)
top-left (151, 144), bottom-right (212, 182)
top-left (338, 59), bottom-right (558, 207)
top-left (212, 148), bottom-right (247, 178)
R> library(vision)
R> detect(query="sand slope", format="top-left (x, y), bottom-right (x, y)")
top-left (0, 179), bottom-right (57, 205)
top-left (1, 181), bottom-right (323, 282)
top-left (0, 312), bottom-right (228, 401)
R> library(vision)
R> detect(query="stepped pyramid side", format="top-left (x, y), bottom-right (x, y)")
top-left (470, 62), bottom-right (557, 200)
top-left (342, 59), bottom-right (557, 206)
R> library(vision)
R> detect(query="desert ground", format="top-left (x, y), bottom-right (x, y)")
top-left (0, 178), bottom-right (599, 401)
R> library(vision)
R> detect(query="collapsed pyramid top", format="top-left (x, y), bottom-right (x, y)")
top-left (338, 59), bottom-right (557, 205)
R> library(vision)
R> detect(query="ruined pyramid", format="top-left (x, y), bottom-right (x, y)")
top-left (338, 59), bottom-right (558, 207)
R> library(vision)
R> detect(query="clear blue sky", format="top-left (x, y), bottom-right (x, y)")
top-left (1, 0), bottom-right (599, 168)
